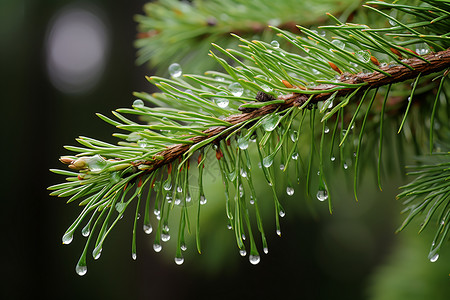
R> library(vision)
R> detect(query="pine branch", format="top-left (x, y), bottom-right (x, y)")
top-left (50, 0), bottom-right (450, 275)
top-left (126, 49), bottom-right (450, 172)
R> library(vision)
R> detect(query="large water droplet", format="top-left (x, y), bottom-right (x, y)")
top-left (214, 91), bottom-right (229, 108)
top-left (270, 40), bottom-right (280, 48)
top-left (93, 245), bottom-right (102, 260)
top-left (163, 181), bottom-right (172, 191)
top-left (263, 155), bottom-right (274, 168)
top-left (174, 256), bottom-right (184, 265)
top-left (262, 114), bottom-right (280, 132)
top-left (237, 136), bottom-right (249, 150)
top-left (430, 253), bottom-right (439, 262)
top-left (87, 155), bottom-right (108, 172)
top-left (133, 99), bottom-right (144, 108)
top-left (316, 189), bottom-right (328, 201)
top-left (153, 243), bottom-right (162, 252)
top-left (75, 263), bottom-right (87, 276)
top-left (115, 202), bottom-right (126, 214)
top-left (200, 195), bottom-right (207, 205)
top-left (143, 224), bottom-right (153, 234)
top-left (161, 234), bottom-right (170, 243)
top-left (168, 63), bottom-right (182, 77)
top-left (229, 82), bottom-right (244, 97)
top-left (389, 10), bottom-right (397, 26)
top-left (62, 231), bottom-right (73, 244)
top-left (249, 255), bottom-right (261, 265)
top-left (355, 50), bottom-right (371, 63)
top-left (82, 224), bottom-right (90, 237)
top-left (286, 185), bottom-right (294, 196)
top-left (331, 39), bottom-right (345, 50)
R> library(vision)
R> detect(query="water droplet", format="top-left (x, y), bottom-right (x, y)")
top-left (153, 243), bottom-right (162, 252)
top-left (115, 202), bottom-right (126, 214)
top-left (132, 252), bottom-right (137, 260)
top-left (82, 224), bottom-right (90, 237)
top-left (270, 40), bottom-right (280, 48)
top-left (331, 156), bottom-right (336, 162)
top-left (249, 255), bottom-right (261, 265)
top-left (249, 196), bottom-right (255, 204)
top-left (215, 76), bottom-right (225, 82)
top-left (75, 263), bottom-right (87, 276)
top-left (261, 84), bottom-right (272, 92)
top-left (186, 193), bottom-right (192, 202)
top-left (316, 189), bottom-right (328, 201)
top-left (262, 114), bottom-right (280, 132)
top-left (279, 164), bottom-right (285, 171)
top-left (276, 229), bottom-right (281, 236)
top-left (133, 99), bottom-right (144, 107)
top-left (263, 247), bottom-right (269, 254)
top-left (214, 91), bottom-right (229, 108)
top-left (355, 50), bottom-right (371, 63)
top-left (237, 136), bottom-right (249, 150)
top-left (168, 63), bottom-right (182, 77)
top-left (331, 39), bottom-right (345, 50)
top-left (153, 209), bottom-right (160, 216)
top-left (86, 155), bottom-right (108, 172)
top-left (62, 231), bottom-right (73, 244)
top-left (290, 130), bottom-right (297, 143)
top-left (161, 233), bottom-right (171, 242)
top-left (430, 253), bottom-right (439, 262)
top-left (174, 256), bottom-right (184, 265)
top-left (93, 245), bottom-right (102, 260)
top-left (239, 249), bottom-right (247, 256)
top-left (312, 68), bottom-right (320, 75)
top-left (286, 186), bottom-right (294, 196)
top-left (229, 82), bottom-right (244, 97)
top-left (227, 224), bottom-right (232, 230)
top-left (263, 155), bottom-right (274, 168)
top-left (143, 224), bottom-right (153, 234)
top-left (163, 181), bottom-right (172, 191)
top-left (279, 210), bottom-right (286, 218)
top-left (389, 10), bottom-right (397, 26)
top-left (324, 126), bottom-right (330, 134)
top-left (292, 152), bottom-right (299, 160)
top-left (242, 234), bottom-right (246, 240)
top-left (343, 163), bottom-right (348, 170)
top-left (240, 168), bottom-right (247, 178)
top-left (200, 195), bottom-right (207, 205)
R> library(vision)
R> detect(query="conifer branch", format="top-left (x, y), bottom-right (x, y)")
top-left (134, 48), bottom-right (450, 172)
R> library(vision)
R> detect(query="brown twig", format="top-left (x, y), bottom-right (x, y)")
top-left (139, 49), bottom-right (450, 172)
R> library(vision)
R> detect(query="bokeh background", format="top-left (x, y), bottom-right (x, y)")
top-left (2, 0), bottom-right (449, 299)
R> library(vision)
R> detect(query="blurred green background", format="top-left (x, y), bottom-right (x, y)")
top-left (1, 0), bottom-right (449, 299)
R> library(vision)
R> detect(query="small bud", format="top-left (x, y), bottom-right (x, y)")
top-left (59, 157), bottom-right (74, 165)
top-left (370, 55), bottom-right (380, 66)
top-left (390, 47), bottom-right (402, 59)
top-left (282, 80), bottom-right (293, 88)
top-left (72, 158), bottom-right (88, 170)
top-left (328, 61), bottom-right (342, 74)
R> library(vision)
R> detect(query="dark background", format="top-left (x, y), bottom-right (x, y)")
top-left (2, 1), bottom-right (449, 299)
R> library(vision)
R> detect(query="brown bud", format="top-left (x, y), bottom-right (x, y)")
top-left (328, 61), bottom-right (342, 74)
top-left (370, 56), bottom-right (380, 66)
top-left (59, 157), bottom-right (74, 165)
top-left (282, 80), bottom-right (293, 88)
